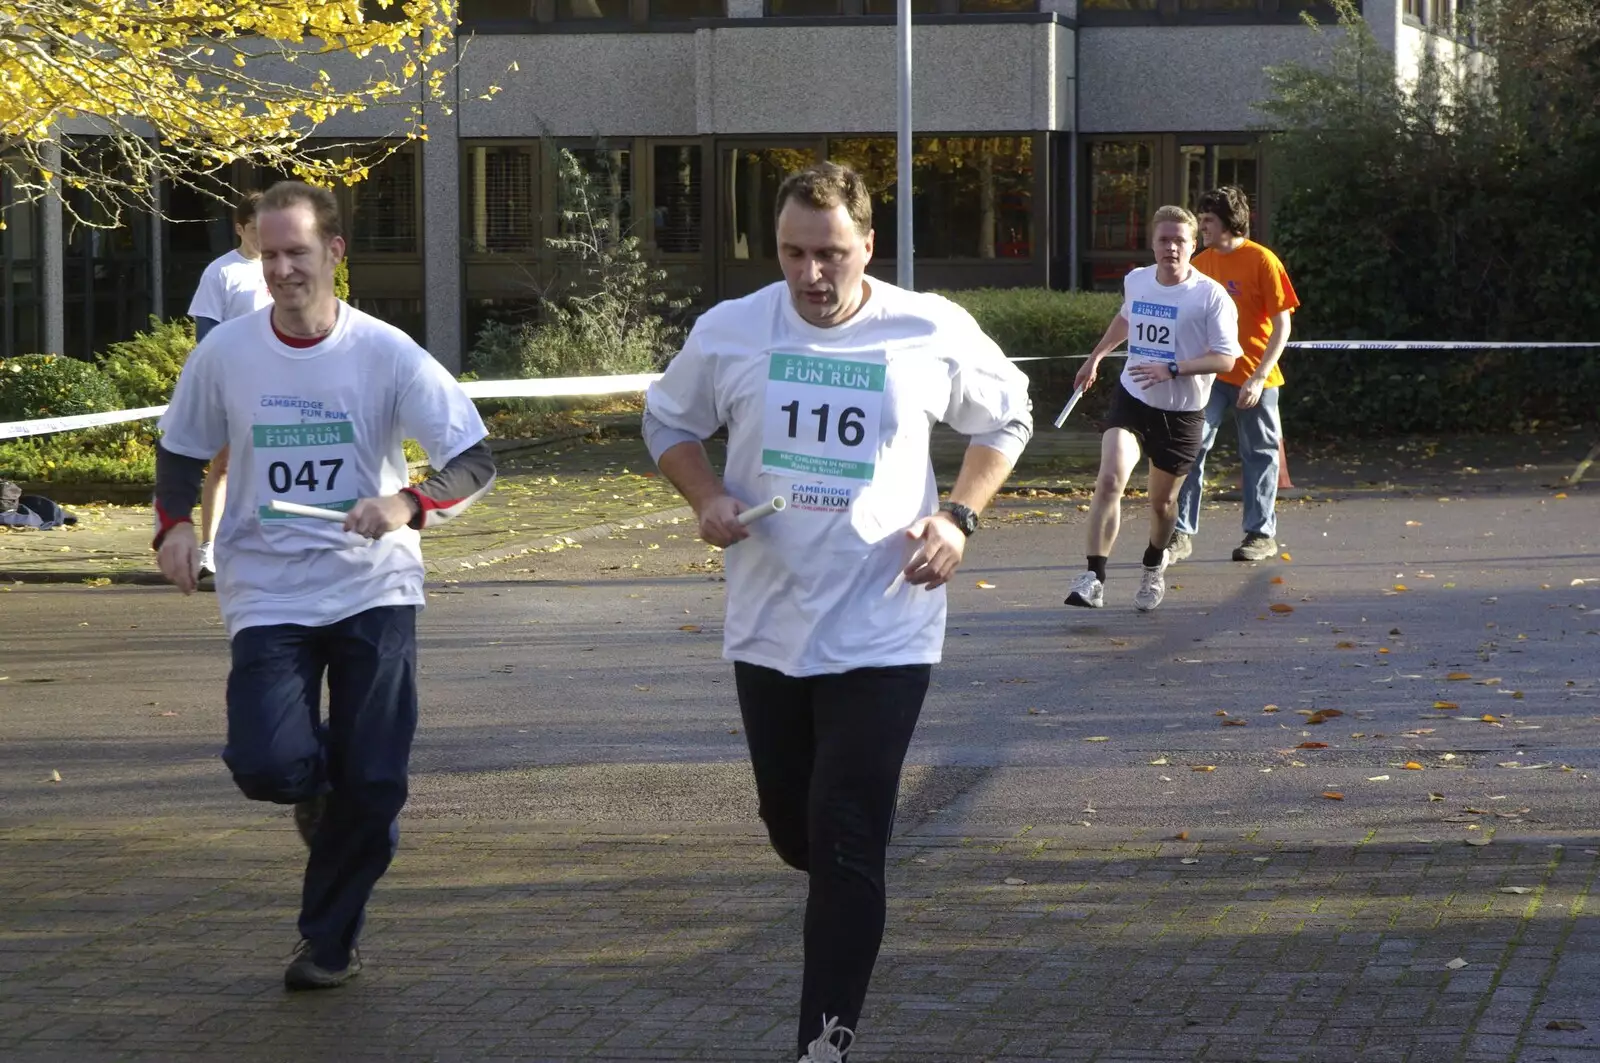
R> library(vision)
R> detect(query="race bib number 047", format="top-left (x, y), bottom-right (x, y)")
top-left (761, 352), bottom-right (885, 483)
top-left (253, 421), bottom-right (360, 520)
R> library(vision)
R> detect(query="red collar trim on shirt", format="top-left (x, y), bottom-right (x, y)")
top-left (272, 318), bottom-right (330, 349)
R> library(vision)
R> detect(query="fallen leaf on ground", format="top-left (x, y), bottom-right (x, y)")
top-left (1406, 520), bottom-right (1423, 527)
top-left (679, 625), bottom-right (701, 632)
top-left (1368, 775), bottom-right (1391, 781)
top-left (1482, 715), bottom-right (1498, 723)
top-left (1180, 858), bottom-right (1200, 865)
top-left (1215, 710), bottom-right (1229, 716)
top-left (1447, 672), bottom-right (1473, 681)
top-left (1173, 830), bottom-right (1188, 841)
top-left (1297, 742), bottom-right (1329, 749)
top-left (1428, 792), bottom-right (1445, 801)
top-left (1434, 701), bottom-right (1460, 710)
top-left (1445, 958), bottom-right (1469, 970)
top-left (1547, 1021), bottom-right (1587, 1031)
top-left (1084, 736), bottom-right (1110, 742)
top-left (1003, 877), bottom-right (1027, 886)
top-left (1322, 791), bottom-right (1345, 800)
top-left (1402, 729), bottom-right (1436, 736)
top-left (1479, 678), bottom-right (1503, 686)
top-left (1263, 704), bottom-right (1279, 712)
top-left (1270, 603), bottom-right (1294, 614)
top-left (1223, 719), bottom-right (1247, 727)
top-left (1336, 640), bottom-right (1357, 649)
top-left (1404, 761), bottom-right (1425, 770)
top-left (976, 581), bottom-right (996, 589)
top-left (1280, 552), bottom-right (1292, 561)
top-left (1191, 765), bottom-right (1217, 772)
top-left (1466, 836), bottom-right (1492, 847)
top-left (1271, 576), bottom-right (1285, 585)
top-left (1149, 757), bottom-right (1169, 765)
top-left (48, 770), bottom-right (61, 783)
top-left (1394, 584), bottom-right (1410, 592)
top-left (1378, 647), bottom-right (1391, 654)
top-left (1500, 886), bottom-right (1534, 895)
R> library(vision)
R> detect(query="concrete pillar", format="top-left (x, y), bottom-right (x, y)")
top-left (421, 33), bottom-right (463, 373)
top-left (149, 170), bottom-right (164, 323)
top-left (41, 139), bottom-right (65, 356)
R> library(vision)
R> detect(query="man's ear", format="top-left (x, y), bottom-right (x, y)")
top-left (863, 228), bottom-right (875, 262)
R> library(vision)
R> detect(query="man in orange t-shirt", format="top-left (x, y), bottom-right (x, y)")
top-left (1170, 186), bottom-right (1300, 564)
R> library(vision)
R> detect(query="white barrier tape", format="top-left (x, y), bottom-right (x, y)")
top-left (0, 404), bottom-right (170, 441)
top-left (5, 341), bottom-right (1598, 440)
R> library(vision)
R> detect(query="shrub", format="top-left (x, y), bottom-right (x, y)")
top-left (940, 288), bottom-right (1124, 413)
top-left (0, 354), bottom-right (125, 422)
top-left (0, 428), bottom-right (156, 485)
top-left (98, 316), bottom-right (195, 407)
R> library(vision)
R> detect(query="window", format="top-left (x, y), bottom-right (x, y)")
top-left (652, 144), bottom-right (703, 254)
top-left (1180, 0), bottom-right (1254, 8)
top-left (559, 147), bottom-right (633, 244)
top-left (1426, 0), bottom-right (1450, 26)
top-left (362, 0), bottom-right (413, 22)
top-left (465, 144), bottom-right (540, 254)
top-left (649, 0), bottom-right (724, 15)
top-left (724, 147), bottom-right (815, 260)
top-left (1088, 141), bottom-right (1152, 255)
top-left (460, 0), bottom-right (536, 19)
top-left (1180, 142), bottom-right (1260, 229)
top-left (768, 0), bottom-right (842, 14)
top-left (825, 136), bottom-right (1034, 260)
top-left (1403, 0), bottom-right (1424, 17)
top-left (1079, 0), bottom-right (1157, 9)
top-left (863, 0), bottom-right (939, 12)
top-left (956, 0), bottom-right (1035, 10)
top-left (349, 149), bottom-right (419, 254)
top-left (556, 0), bottom-right (630, 18)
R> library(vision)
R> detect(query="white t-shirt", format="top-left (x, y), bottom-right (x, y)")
top-left (187, 249), bottom-right (273, 323)
top-left (159, 303), bottom-right (488, 637)
top-left (645, 280), bottom-right (1033, 678)
top-left (1117, 265), bottom-right (1242, 412)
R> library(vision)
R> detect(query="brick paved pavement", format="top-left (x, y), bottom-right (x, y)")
top-left (4, 815), bottom-right (1599, 1062)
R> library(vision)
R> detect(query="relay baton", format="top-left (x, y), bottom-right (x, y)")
top-left (1052, 383), bottom-right (1087, 429)
top-left (268, 499), bottom-right (351, 523)
top-left (736, 495), bottom-right (786, 526)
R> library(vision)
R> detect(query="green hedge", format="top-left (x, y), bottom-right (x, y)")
top-left (0, 354), bottom-right (124, 421)
top-left (947, 288), bottom-right (1600, 437)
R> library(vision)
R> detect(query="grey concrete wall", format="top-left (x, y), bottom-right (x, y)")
top-left (1077, 24), bottom-right (1337, 133)
top-left (457, 35), bottom-right (699, 136)
top-left (422, 35), bottom-right (464, 373)
top-left (696, 22), bottom-right (1068, 133)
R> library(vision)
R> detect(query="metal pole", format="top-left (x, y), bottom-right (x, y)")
top-left (896, 0), bottom-right (913, 290)
top-left (41, 139), bottom-right (65, 356)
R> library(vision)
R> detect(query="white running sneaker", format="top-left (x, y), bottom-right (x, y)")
top-left (799, 1016), bottom-right (855, 1063)
top-left (198, 540), bottom-right (216, 577)
top-left (1134, 554), bottom-right (1169, 612)
top-left (1064, 570), bottom-right (1105, 608)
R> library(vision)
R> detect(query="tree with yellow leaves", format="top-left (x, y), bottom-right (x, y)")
top-left (0, 0), bottom-right (483, 224)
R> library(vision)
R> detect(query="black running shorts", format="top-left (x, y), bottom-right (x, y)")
top-left (1102, 382), bottom-right (1207, 477)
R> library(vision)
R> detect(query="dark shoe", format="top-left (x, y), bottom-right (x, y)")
top-left (1167, 531), bottom-right (1193, 563)
top-left (293, 794), bottom-right (326, 848)
top-left (1232, 534), bottom-right (1278, 563)
top-left (284, 940), bottom-right (361, 991)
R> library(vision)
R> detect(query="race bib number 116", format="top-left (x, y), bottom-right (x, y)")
top-left (761, 352), bottom-right (885, 484)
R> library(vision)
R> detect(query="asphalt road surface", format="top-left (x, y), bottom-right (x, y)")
top-left (3, 479), bottom-right (1597, 843)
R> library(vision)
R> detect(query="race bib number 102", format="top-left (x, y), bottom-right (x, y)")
top-left (253, 421), bottom-right (360, 520)
top-left (761, 352), bottom-right (886, 484)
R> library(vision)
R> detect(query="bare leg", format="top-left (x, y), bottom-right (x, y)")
top-left (201, 445), bottom-right (230, 548)
top-left (1086, 429), bottom-right (1143, 558)
top-left (1145, 465), bottom-right (1184, 557)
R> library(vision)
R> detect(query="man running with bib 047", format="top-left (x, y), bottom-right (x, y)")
top-left (153, 180), bottom-right (496, 990)
top-left (1065, 205), bottom-right (1241, 613)
top-left (644, 162), bottom-right (1032, 1061)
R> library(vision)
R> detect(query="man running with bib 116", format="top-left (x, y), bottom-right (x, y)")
top-left (644, 161), bottom-right (1032, 1062)
top-left (153, 180), bottom-right (496, 990)
top-left (1065, 205), bottom-right (1241, 613)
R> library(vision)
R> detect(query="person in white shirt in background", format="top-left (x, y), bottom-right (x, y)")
top-left (155, 180), bottom-right (495, 992)
top-left (187, 191), bottom-right (275, 578)
top-left (644, 162), bottom-right (1033, 1063)
top-left (1065, 205), bottom-right (1242, 613)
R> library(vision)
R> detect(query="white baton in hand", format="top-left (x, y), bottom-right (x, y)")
top-left (736, 496), bottom-right (786, 526)
top-left (268, 499), bottom-right (350, 523)
top-left (1053, 383), bottom-right (1088, 429)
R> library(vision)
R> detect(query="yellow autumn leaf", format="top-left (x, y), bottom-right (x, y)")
top-left (1434, 701), bottom-right (1460, 710)
top-left (1447, 672), bottom-right (1473, 680)
top-left (1403, 761), bottom-right (1425, 770)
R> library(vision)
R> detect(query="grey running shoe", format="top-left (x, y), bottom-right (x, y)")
top-left (293, 794), bottom-right (326, 848)
top-left (1064, 570), bottom-right (1105, 608)
top-left (284, 940), bottom-right (361, 991)
top-left (1134, 555), bottom-right (1169, 612)
top-left (1232, 534), bottom-right (1278, 563)
top-left (800, 1015), bottom-right (855, 1063)
top-left (1167, 531), bottom-right (1193, 563)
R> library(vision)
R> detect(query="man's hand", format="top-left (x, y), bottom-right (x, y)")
top-left (697, 493), bottom-right (751, 549)
top-left (1126, 360), bottom-right (1177, 390)
top-left (1074, 358), bottom-right (1101, 392)
top-left (902, 512), bottom-right (968, 590)
top-left (157, 521), bottom-right (200, 595)
top-left (344, 494), bottom-right (414, 540)
top-left (1237, 378), bottom-right (1266, 409)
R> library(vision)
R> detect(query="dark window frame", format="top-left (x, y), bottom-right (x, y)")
top-left (1078, 0), bottom-right (1350, 26)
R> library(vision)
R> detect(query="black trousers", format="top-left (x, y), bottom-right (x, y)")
top-left (734, 661), bottom-right (932, 1060)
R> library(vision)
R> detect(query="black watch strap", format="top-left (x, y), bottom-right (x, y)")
top-left (939, 501), bottom-right (978, 536)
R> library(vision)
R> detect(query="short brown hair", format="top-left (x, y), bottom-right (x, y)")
top-left (232, 191), bottom-right (263, 227)
top-left (258, 180), bottom-right (343, 243)
top-left (774, 162), bottom-right (873, 237)
top-left (1196, 186), bottom-right (1251, 238)
top-left (1151, 204), bottom-right (1199, 241)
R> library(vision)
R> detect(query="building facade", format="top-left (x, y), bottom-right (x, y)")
top-left (1, 0), bottom-right (1474, 372)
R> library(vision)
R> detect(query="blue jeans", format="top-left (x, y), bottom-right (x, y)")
top-left (1176, 382), bottom-right (1282, 539)
top-left (224, 605), bottom-right (418, 971)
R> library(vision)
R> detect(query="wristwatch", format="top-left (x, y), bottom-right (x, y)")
top-left (1167, 359), bottom-right (1181, 379)
top-left (939, 500), bottom-right (979, 536)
